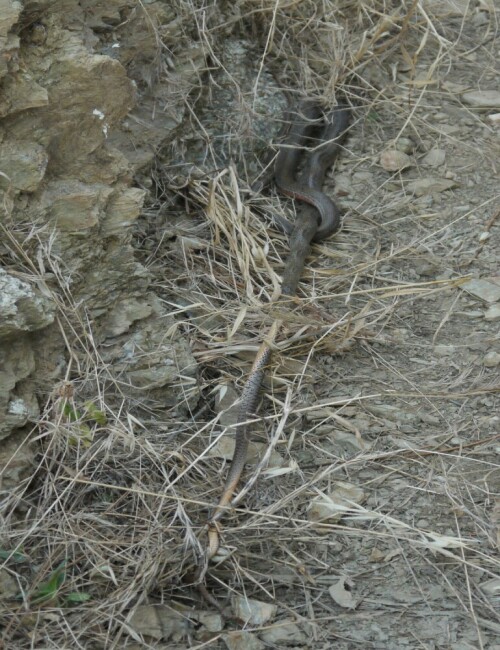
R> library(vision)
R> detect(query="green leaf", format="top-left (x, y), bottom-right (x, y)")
top-left (83, 401), bottom-right (107, 425)
top-left (62, 402), bottom-right (79, 422)
top-left (66, 592), bottom-right (91, 604)
top-left (31, 561), bottom-right (66, 605)
top-left (0, 549), bottom-right (29, 564)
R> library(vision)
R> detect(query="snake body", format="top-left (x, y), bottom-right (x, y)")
top-left (201, 99), bottom-right (350, 594)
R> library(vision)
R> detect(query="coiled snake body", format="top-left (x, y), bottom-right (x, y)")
top-left (198, 100), bottom-right (350, 609)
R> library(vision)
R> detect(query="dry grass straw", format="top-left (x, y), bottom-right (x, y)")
top-left (2, 0), bottom-right (499, 646)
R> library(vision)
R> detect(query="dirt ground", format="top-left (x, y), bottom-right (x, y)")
top-left (129, 8), bottom-right (499, 649)
top-left (1, 2), bottom-right (499, 649)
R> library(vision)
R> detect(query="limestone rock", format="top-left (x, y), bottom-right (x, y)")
top-left (0, 268), bottom-right (55, 339)
top-left (41, 180), bottom-right (113, 231)
top-left (0, 140), bottom-right (48, 192)
top-left (0, 337), bottom-right (38, 439)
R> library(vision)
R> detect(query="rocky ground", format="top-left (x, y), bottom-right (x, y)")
top-left (0, 1), bottom-right (498, 649)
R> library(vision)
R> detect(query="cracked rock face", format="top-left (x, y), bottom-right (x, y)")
top-left (0, 2), bottom-right (203, 451)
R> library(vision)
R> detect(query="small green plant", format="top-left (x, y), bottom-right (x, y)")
top-left (30, 562), bottom-right (91, 606)
top-left (61, 399), bottom-right (107, 447)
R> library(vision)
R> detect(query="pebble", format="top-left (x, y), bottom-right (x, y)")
top-left (380, 149), bottom-right (413, 172)
top-left (223, 631), bottom-right (265, 650)
top-left (231, 596), bottom-right (277, 625)
top-left (407, 177), bottom-right (457, 196)
top-left (395, 137), bottom-right (415, 154)
top-left (259, 620), bottom-right (307, 645)
top-left (462, 90), bottom-right (500, 109)
top-left (308, 482), bottom-right (365, 527)
top-left (422, 148), bottom-right (446, 167)
top-left (463, 278), bottom-right (500, 303)
top-left (485, 304), bottom-right (500, 321)
top-left (483, 351), bottom-right (500, 367)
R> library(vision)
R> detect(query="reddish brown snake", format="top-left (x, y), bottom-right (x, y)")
top-left (196, 100), bottom-right (350, 611)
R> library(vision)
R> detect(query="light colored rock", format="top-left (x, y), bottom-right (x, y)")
top-left (0, 141), bottom-right (48, 191)
top-left (483, 351), bottom-right (500, 367)
top-left (422, 148), bottom-right (446, 167)
top-left (101, 187), bottom-right (146, 236)
top-left (208, 435), bottom-right (284, 469)
top-left (484, 304), bottom-right (500, 321)
top-left (380, 149), bottom-right (413, 172)
top-left (462, 90), bottom-right (500, 109)
top-left (308, 482), bottom-right (366, 528)
top-left (0, 268), bottom-right (55, 339)
top-left (101, 307), bottom-right (198, 413)
top-left (231, 596), bottom-right (277, 625)
top-left (128, 604), bottom-right (187, 641)
top-left (100, 297), bottom-right (153, 338)
top-left (0, 1), bottom-right (22, 81)
top-left (259, 619), bottom-right (308, 645)
top-left (41, 180), bottom-right (113, 231)
top-left (395, 137), bottom-right (415, 154)
top-left (0, 74), bottom-right (48, 116)
top-left (407, 177), bottom-right (457, 196)
top-left (463, 278), bottom-right (500, 303)
top-left (0, 339), bottom-right (39, 439)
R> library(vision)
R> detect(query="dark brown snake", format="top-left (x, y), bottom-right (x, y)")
top-left (196, 100), bottom-right (350, 612)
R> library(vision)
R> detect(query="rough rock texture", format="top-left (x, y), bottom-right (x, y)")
top-left (0, 1), bottom-right (201, 453)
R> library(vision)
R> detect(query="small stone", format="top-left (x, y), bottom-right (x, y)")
top-left (463, 278), bottom-right (500, 303)
top-left (422, 148), bottom-right (446, 167)
top-left (308, 482), bottom-right (365, 528)
top-left (395, 137), bottom-right (415, 154)
top-left (369, 547), bottom-right (385, 562)
top-left (462, 90), bottom-right (500, 109)
top-left (259, 619), bottom-right (307, 645)
top-left (231, 597), bottom-right (277, 625)
top-left (485, 304), bottom-right (500, 321)
top-left (407, 177), bottom-right (457, 196)
top-left (223, 631), bottom-right (265, 650)
top-left (419, 412), bottom-right (440, 424)
top-left (380, 149), bottom-right (413, 172)
top-left (487, 113), bottom-right (500, 125)
top-left (483, 351), bottom-right (500, 367)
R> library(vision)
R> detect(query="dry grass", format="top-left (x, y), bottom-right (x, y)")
top-left (1, 0), bottom-right (499, 647)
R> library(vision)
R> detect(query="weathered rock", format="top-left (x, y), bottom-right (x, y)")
top-left (484, 304), bottom-right (500, 321)
top-left (462, 90), bottom-right (500, 109)
top-left (0, 268), bottom-right (55, 339)
top-left (407, 177), bottom-right (457, 196)
top-left (308, 482), bottom-right (366, 528)
top-left (231, 596), bottom-right (277, 625)
top-left (463, 278), bottom-right (500, 303)
top-left (0, 74), bottom-right (49, 118)
top-left (0, 336), bottom-right (41, 438)
top-left (0, 0), bottom-right (22, 81)
top-left (0, 141), bottom-right (48, 192)
top-left (422, 148), bottom-right (446, 167)
top-left (380, 149), bottom-right (413, 172)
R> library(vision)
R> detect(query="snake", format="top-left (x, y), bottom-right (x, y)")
top-left (197, 99), bottom-right (350, 609)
